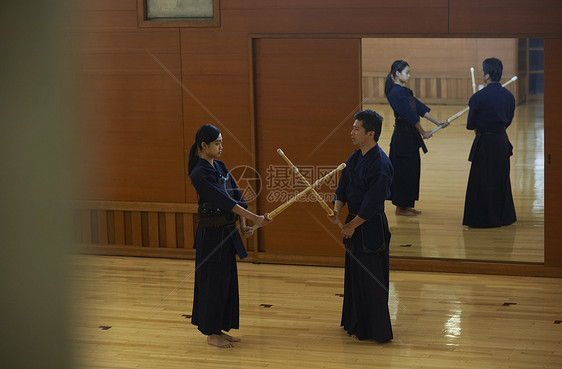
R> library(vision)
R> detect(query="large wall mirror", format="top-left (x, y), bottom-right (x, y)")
top-left (362, 38), bottom-right (544, 263)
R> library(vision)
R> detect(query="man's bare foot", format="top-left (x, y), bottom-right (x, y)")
top-left (207, 334), bottom-right (234, 348)
top-left (350, 334), bottom-right (358, 339)
top-left (407, 207), bottom-right (421, 214)
top-left (395, 207), bottom-right (416, 216)
top-left (221, 332), bottom-right (241, 342)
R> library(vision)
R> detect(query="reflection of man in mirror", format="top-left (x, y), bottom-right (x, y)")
top-left (463, 57), bottom-right (517, 228)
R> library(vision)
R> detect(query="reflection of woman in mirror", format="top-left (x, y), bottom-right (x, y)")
top-left (384, 60), bottom-right (448, 216)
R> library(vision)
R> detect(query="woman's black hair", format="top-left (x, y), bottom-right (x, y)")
top-left (187, 124), bottom-right (221, 175)
top-left (384, 60), bottom-right (410, 98)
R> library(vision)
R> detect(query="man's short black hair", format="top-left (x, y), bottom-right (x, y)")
top-left (354, 109), bottom-right (383, 142)
top-left (483, 57), bottom-right (503, 82)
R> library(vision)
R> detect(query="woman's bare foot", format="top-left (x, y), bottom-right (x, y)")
top-left (221, 332), bottom-right (241, 342)
top-left (207, 334), bottom-right (234, 348)
top-left (395, 207), bottom-right (416, 216)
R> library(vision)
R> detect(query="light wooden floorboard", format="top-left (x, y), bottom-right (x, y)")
top-left (73, 255), bottom-right (562, 369)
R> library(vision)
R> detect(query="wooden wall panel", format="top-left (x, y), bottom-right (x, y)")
top-left (69, 2), bottom-right (185, 202)
top-left (74, 202), bottom-right (203, 259)
top-left (113, 211), bottom-right (125, 245)
top-left (183, 214), bottom-right (195, 249)
top-left (80, 210), bottom-right (92, 244)
top-left (148, 212), bottom-right (159, 247)
top-left (361, 38), bottom-right (519, 105)
top-left (181, 30), bottom-right (255, 203)
top-left (96, 210), bottom-right (109, 244)
top-left (254, 38), bottom-right (360, 257)
top-left (363, 73), bottom-right (518, 105)
top-left (131, 211), bottom-right (142, 247)
top-left (449, 0), bottom-right (562, 35)
top-left (222, 0), bottom-right (449, 34)
top-left (544, 39), bottom-right (562, 267)
top-left (362, 39), bottom-right (517, 76)
top-left (165, 213), bottom-right (177, 248)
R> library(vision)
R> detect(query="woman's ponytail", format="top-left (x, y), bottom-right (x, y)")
top-left (384, 72), bottom-right (394, 99)
top-left (187, 142), bottom-right (199, 175)
top-left (384, 60), bottom-right (409, 99)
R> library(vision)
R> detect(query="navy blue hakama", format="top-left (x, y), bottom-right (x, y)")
top-left (463, 82), bottom-right (517, 228)
top-left (335, 145), bottom-right (394, 342)
top-left (189, 159), bottom-right (248, 335)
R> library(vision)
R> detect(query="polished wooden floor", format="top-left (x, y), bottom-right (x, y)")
top-left (365, 100), bottom-right (544, 263)
top-left (73, 255), bottom-right (562, 369)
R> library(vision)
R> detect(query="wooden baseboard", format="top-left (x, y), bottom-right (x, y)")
top-left (78, 244), bottom-right (196, 259)
top-left (253, 253), bottom-right (345, 267)
top-left (77, 244), bottom-right (262, 262)
top-left (76, 244), bottom-right (562, 277)
top-left (390, 257), bottom-right (562, 278)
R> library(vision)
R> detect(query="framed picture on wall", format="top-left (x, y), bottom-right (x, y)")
top-left (138, 0), bottom-right (220, 27)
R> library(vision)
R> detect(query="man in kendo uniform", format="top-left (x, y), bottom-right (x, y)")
top-left (463, 57), bottom-right (517, 228)
top-left (329, 109), bottom-right (394, 342)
